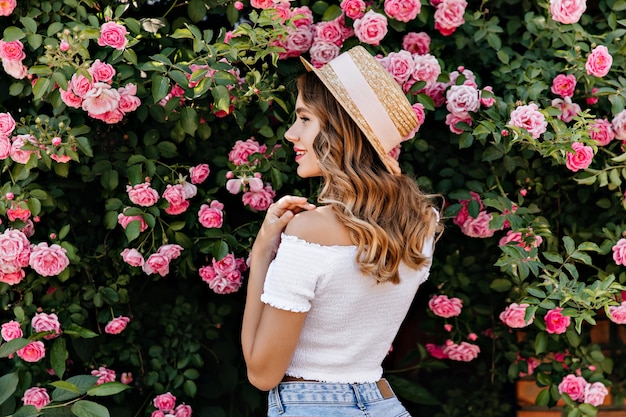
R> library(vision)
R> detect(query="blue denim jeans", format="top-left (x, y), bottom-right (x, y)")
top-left (267, 380), bottom-right (412, 417)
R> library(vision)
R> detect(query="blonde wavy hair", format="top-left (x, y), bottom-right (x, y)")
top-left (297, 72), bottom-right (442, 284)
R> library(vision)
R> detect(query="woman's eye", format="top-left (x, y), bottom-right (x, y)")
top-left (299, 117), bottom-right (309, 122)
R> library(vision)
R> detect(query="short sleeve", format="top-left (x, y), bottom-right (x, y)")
top-left (260, 234), bottom-right (329, 313)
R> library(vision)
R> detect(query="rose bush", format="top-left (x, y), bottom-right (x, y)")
top-left (1, 0), bottom-right (626, 416)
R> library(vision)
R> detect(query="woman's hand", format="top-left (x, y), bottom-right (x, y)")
top-left (253, 196), bottom-right (316, 259)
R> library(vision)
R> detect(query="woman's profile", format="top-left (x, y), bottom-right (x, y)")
top-left (241, 45), bottom-right (441, 416)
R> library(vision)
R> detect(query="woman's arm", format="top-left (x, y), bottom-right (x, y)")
top-left (241, 196), bottom-right (315, 391)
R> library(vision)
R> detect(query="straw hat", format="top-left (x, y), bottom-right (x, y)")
top-left (300, 45), bottom-right (419, 174)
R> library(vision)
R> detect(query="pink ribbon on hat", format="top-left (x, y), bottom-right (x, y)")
top-left (328, 53), bottom-right (402, 153)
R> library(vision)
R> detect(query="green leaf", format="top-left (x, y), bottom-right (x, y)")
top-left (385, 375), bottom-right (440, 405)
top-left (49, 380), bottom-right (81, 393)
top-left (188, 0), bottom-right (207, 22)
top-left (71, 400), bottom-right (110, 417)
top-left (13, 405), bottom-right (40, 417)
top-left (563, 236), bottom-right (575, 255)
top-left (180, 107), bottom-right (198, 135)
top-left (32, 77), bottom-right (52, 101)
top-left (152, 74), bottom-right (170, 103)
top-left (63, 324), bottom-right (98, 339)
top-left (0, 338), bottom-right (30, 357)
top-left (535, 388), bottom-right (551, 406)
top-left (211, 85), bottom-right (230, 112)
top-left (87, 382), bottom-right (130, 396)
top-left (534, 332), bottom-right (548, 355)
top-left (489, 278), bottom-right (512, 292)
top-left (51, 337), bottom-right (68, 378)
top-left (183, 380), bottom-right (197, 398)
top-left (124, 220), bottom-right (141, 243)
top-left (3, 26), bottom-right (25, 42)
top-left (212, 240), bottom-right (229, 260)
top-left (0, 372), bottom-right (19, 406)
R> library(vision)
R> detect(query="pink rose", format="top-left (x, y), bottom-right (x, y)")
top-left (446, 84), bottom-right (480, 117)
top-left (308, 41), bottom-right (341, 68)
top-left (611, 109), bottom-right (626, 140)
top-left (340, 0), bottom-right (366, 19)
top-left (90, 108), bottom-right (125, 124)
top-left (565, 141), bottom-right (593, 172)
top-left (31, 312), bottom-right (62, 339)
top-left (380, 50), bottom-right (414, 84)
top-left (508, 103), bottom-right (547, 139)
top-left (198, 200), bottom-right (224, 228)
top-left (17, 341), bottom-right (46, 362)
top-left (0, 112), bottom-right (16, 137)
top-left (22, 387), bottom-right (50, 410)
top-left (424, 82), bottom-right (448, 107)
top-left (412, 54), bottom-right (441, 88)
top-left (402, 32), bottom-right (430, 55)
top-left (0, 39), bottom-right (26, 61)
top-left (91, 366), bottom-right (116, 385)
top-left (0, 0), bottom-right (16, 16)
top-left (428, 295), bottom-right (463, 318)
top-left (1, 320), bottom-right (23, 341)
top-left (0, 138), bottom-right (10, 160)
top-left (89, 59), bottom-right (116, 83)
top-left (121, 248), bottom-right (144, 267)
top-left (584, 382), bottom-right (608, 406)
top-left (448, 67), bottom-right (477, 88)
top-left (589, 119), bottom-right (615, 146)
top-left (313, 20), bottom-right (343, 46)
top-left (121, 372), bottom-right (133, 384)
top-left (29, 242), bottom-right (70, 277)
top-left (82, 83), bottom-right (121, 115)
top-left (10, 134), bottom-right (40, 164)
top-left (213, 253), bottom-right (237, 276)
top-left (189, 163), bottom-right (210, 184)
top-left (162, 184), bottom-right (189, 215)
top-left (404, 103), bottom-right (425, 139)
top-left (282, 26), bottom-right (314, 59)
top-left (445, 112), bottom-right (473, 134)
top-left (142, 253), bottom-right (170, 277)
top-left (250, 0), bottom-right (273, 8)
top-left (613, 239), bottom-right (626, 265)
top-left (461, 211), bottom-right (495, 238)
top-left (290, 6), bottom-right (314, 28)
top-left (499, 230), bottom-right (543, 251)
top-left (551, 74), bottom-right (576, 98)
top-left (443, 341), bottom-right (480, 361)
top-left (228, 138), bottom-right (267, 166)
top-left (426, 343), bottom-right (449, 359)
top-left (152, 412), bottom-right (166, 417)
top-left (242, 184), bottom-right (276, 211)
top-left (199, 265), bottom-right (217, 284)
top-left (153, 392), bottom-right (177, 412)
top-left (118, 84), bottom-right (141, 113)
top-left (7, 204), bottom-right (31, 222)
top-left (550, 0), bottom-right (586, 24)
top-left (206, 269), bottom-right (243, 294)
top-left (0, 269), bottom-right (26, 285)
top-left (104, 316), bottom-right (130, 335)
top-left (586, 87), bottom-right (599, 105)
top-left (434, 0), bottom-right (467, 36)
top-left (384, 0), bottom-right (421, 23)
top-left (60, 88), bottom-right (83, 109)
top-left (2, 59), bottom-right (28, 79)
top-left (353, 10), bottom-right (388, 46)
top-left (585, 45), bottom-right (612, 78)
top-left (157, 244), bottom-right (184, 260)
top-left (551, 97), bottom-right (581, 123)
top-left (127, 182), bottom-right (159, 207)
top-left (479, 86), bottom-right (496, 107)
top-left (174, 404), bottom-right (193, 417)
top-left (544, 307), bottom-right (571, 334)
top-left (98, 21), bottom-right (128, 50)
top-left (608, 301), bottom-right (626, 324)
top-left (118, 212), bottom-right (148, 232)
top-left (0, 228), bottom-right (31, 273)
top-left (499, 303), bottom-right (534, 328)
top-left (69, 73), bottom-right (93, 97)
top-left (558, 374), bottom-right (587, 401)
top-left (453, 192), bottom-right (483, 227)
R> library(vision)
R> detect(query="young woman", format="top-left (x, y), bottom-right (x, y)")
top-left (241, 46), bottom-right (441, 417)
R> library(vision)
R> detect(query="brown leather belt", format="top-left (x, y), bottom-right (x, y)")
top-left (281, 376), bottom-right (395, 399)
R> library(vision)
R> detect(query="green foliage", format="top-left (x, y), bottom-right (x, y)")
top-left (1, 0), bottom-right (626, 416)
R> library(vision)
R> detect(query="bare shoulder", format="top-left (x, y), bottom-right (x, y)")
top-left (285, 205), bottom-right (353, 246)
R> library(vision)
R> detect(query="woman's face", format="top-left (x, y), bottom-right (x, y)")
top-left (285, 93), bottom-right (323, 178)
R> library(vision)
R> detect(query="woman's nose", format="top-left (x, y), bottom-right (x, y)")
top-left (284, 123), bottom-right (298, 143)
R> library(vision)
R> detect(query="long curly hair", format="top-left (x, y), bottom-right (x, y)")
top-left (297, 72), bottom-right (442, 284)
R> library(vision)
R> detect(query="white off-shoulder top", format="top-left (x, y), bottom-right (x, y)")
top-left (260, 233), bottom-right (435, 384)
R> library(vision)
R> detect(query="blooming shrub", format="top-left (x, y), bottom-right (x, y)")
top-left (1, 0), bottom-right (626, 416)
